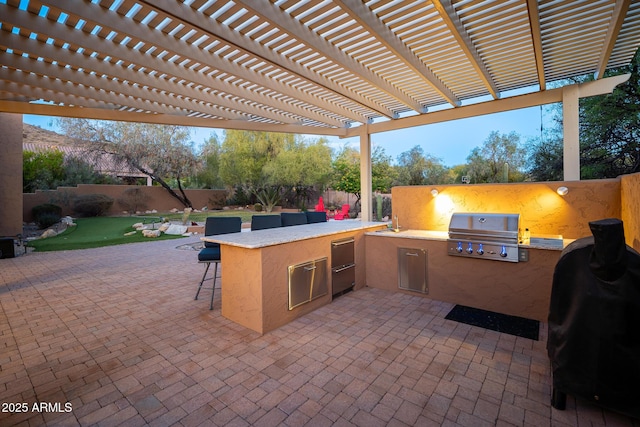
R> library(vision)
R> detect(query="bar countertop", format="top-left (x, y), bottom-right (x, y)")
top-left (201, 220), bottom-right (385, 249)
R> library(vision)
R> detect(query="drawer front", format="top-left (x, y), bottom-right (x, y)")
top-left (332, 263), bottom-right (355, 295)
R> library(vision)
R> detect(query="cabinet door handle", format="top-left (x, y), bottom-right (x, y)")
top-left (304, 266), bottom-right (317, 271)
top-left (332, 264), bottom-right (355, 273)
top-left (332, 239), bottom-right (354, 247)
top-left (405, 252), bottom-right (419, 257)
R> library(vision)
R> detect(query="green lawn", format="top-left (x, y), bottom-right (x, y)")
top-left (26, 211), bottom-right (279, 252)
top-left (27, 216), bottom-right (186, 252)
top-left (159, 209), bottom-right (267, 223)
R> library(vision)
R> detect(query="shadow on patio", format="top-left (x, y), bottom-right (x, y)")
top-left (0, 238), bottom-right (637, 426)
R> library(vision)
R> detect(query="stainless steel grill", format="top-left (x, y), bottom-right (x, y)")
top-left (447, 213), bottom-right (520, 262)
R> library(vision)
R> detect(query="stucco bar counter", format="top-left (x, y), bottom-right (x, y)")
top-left (202, 220), bottom-right (386, 334)
top-left (365, 229), bottom-right (570, 322)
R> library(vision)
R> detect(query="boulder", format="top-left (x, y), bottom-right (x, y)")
top-left (164, 224), bottom-right (188, 235)
top-left (40, 229), bottom-right (57, 239)
top-left (142, 229), bottom-right (161, 238)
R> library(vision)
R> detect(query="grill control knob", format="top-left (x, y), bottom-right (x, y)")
top-left (456, 242), bottom-right (463, 253)
top-left (466, 243), bottom-right (473, 254)
top-left (500, 246), bottom-right (508, 258)
top-left (477, 243), bottom-right (484, 255)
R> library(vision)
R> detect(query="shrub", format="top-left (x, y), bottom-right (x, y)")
top-left (207, 192), bottom-right (227, 209)
top-left (118, 187), bottom-right (150, 213)
top-left (73, 194), bottom-right (114, 217)
top-left (32, 203), bottom-right (62, 229)
top-left (254, 203), bottom-right (263, 212)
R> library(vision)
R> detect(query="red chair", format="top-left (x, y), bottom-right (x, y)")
top-left (314, 196), bottom-right (329, 220)
top-left (333, 204), bottom-right (350, 220)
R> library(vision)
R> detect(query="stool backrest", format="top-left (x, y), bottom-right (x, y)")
top-left (305, 211), bottom-right (327, 224)
top-left (281, 212), bottom-right (308, 227)
top-left (251, 214), bottom-right (282, 230)
top-left (203, 217), bottom-right (242, 247)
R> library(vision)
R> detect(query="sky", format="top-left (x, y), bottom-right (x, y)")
top-left (23, 104), bottom-right (549, 167)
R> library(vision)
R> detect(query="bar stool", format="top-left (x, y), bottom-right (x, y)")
top-left (195, 216), bottom-right (242, 309)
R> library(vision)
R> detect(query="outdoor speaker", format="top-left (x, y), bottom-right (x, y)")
top-left (0, 238), bottom-right (15, 259)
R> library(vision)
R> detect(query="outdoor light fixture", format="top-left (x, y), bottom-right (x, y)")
top-left (557, 186), bottom-right (569, 196)
top-left (431, 188), bottom-right (439, 197)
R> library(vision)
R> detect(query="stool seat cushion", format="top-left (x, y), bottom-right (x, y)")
top-left (198, 247), bottom-right (221, 262)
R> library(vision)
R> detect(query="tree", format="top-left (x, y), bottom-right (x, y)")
top-left (465, 131), bottom-right (526, 183)
top-left (395, 145), bottom-right (450, 185)
top-left (332, 145), bottom-right (394, 204)
top-left (263, 136), bottom-right (333, 208)
top-left (23, 150), bottom-right (113, 192)
top-left (526, 134), bottom-right (564, 181)
top-left (217, 130), bottom-right (333, 210)
top-left (23, 150), bottom-right (65, 193)
top-left (58, 119), bottom-right (198, 208)
top-left (196, 133), bottom-right (224, 189)
top-left (579, 50), bottom-right (640, 178)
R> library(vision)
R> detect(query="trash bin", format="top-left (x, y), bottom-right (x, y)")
top-left (547, 218), bottom-right (640, 418)
top-left (0, 238), bottom-right (15, 259)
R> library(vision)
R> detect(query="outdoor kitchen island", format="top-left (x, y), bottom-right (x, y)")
top-left (365, 229), bottom-right (572, 322)
top-left (202, 220), bottom-right (385, 334)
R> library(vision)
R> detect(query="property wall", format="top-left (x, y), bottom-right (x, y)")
top-left (23, 184), bottom-right (228, 222)
top-left (620, 173), bottom-right (640, 252)
top-left (391, 178), bottom-right (622, 240)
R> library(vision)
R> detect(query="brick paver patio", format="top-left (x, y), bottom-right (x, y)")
top-left (1, 238), bottom-right (638, 426)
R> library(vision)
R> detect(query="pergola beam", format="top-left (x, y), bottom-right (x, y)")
top-left (595, 0), bottom-right (631, 79)
top-left (235, 0), bottom-right (425, 113)
top-left (0, 100), bottom-right (348, 136)
top-left (139, 0), bottom-right (393, 120)
top-left (336, 0), bottom-right (460, 107)
top-left (431, 0), bottom-right (500, 100)
top-left (345, 74), bottom-right (631, 137)
top-left (526, 0), bottom-right (546, 90)
top-left (35, 2), bottom-right (351, 128)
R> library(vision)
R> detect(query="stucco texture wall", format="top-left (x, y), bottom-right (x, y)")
top-left (621, 173), bottom-right (640, 252)
top-left (391, 178), bottom-right (623, 240)
top-left (23, 184), bottom-right (228, 222)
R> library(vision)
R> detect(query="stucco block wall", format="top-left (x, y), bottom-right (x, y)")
top-left (620, 173), bottom-right (640, 252)
top-left (23, 185), bottom-right (228, 222)
top-left (0, 113), bottom-right (23, 237)
top-left (391, 179), bottom-right (622, 239)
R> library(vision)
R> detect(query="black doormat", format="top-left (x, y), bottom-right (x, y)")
top-left (445, 305), bottom-right (539, 340)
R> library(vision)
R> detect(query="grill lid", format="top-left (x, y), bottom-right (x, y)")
top-left (448, 213), bottom-right (520, 242)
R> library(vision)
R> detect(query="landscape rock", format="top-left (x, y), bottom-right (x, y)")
top-left (164, 224), bottom-right (188, 235)
top-left (40, 229), bottom-right (57, 239)
top-left (142, 229), bottom-right (161, 238)
top-left (61, 216), bottom-right (76, 226)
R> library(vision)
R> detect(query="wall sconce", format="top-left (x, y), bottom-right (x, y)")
top-left (430, 188), bottom-right (439, 197)
top-left (557, 186), bottom-right (569, 196)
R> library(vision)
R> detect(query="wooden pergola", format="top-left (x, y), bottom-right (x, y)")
top-left (2, 0), bottom-right (640, 222)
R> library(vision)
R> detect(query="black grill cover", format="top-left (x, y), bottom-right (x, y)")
top-left (547, 218), bottom-right (640, 417)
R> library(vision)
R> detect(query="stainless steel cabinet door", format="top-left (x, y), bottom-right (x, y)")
top-left (288, 258), bottom-right (328, 310)
top-left (398, 248), bottom-right (428, 294)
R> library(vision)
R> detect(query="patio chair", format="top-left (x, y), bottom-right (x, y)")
top-left (250, 214), bottom-right (282, 230)
top-left (333, 204), bottom-right (350, 220)
top-left (195, 216), bottom-right (242, 309)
